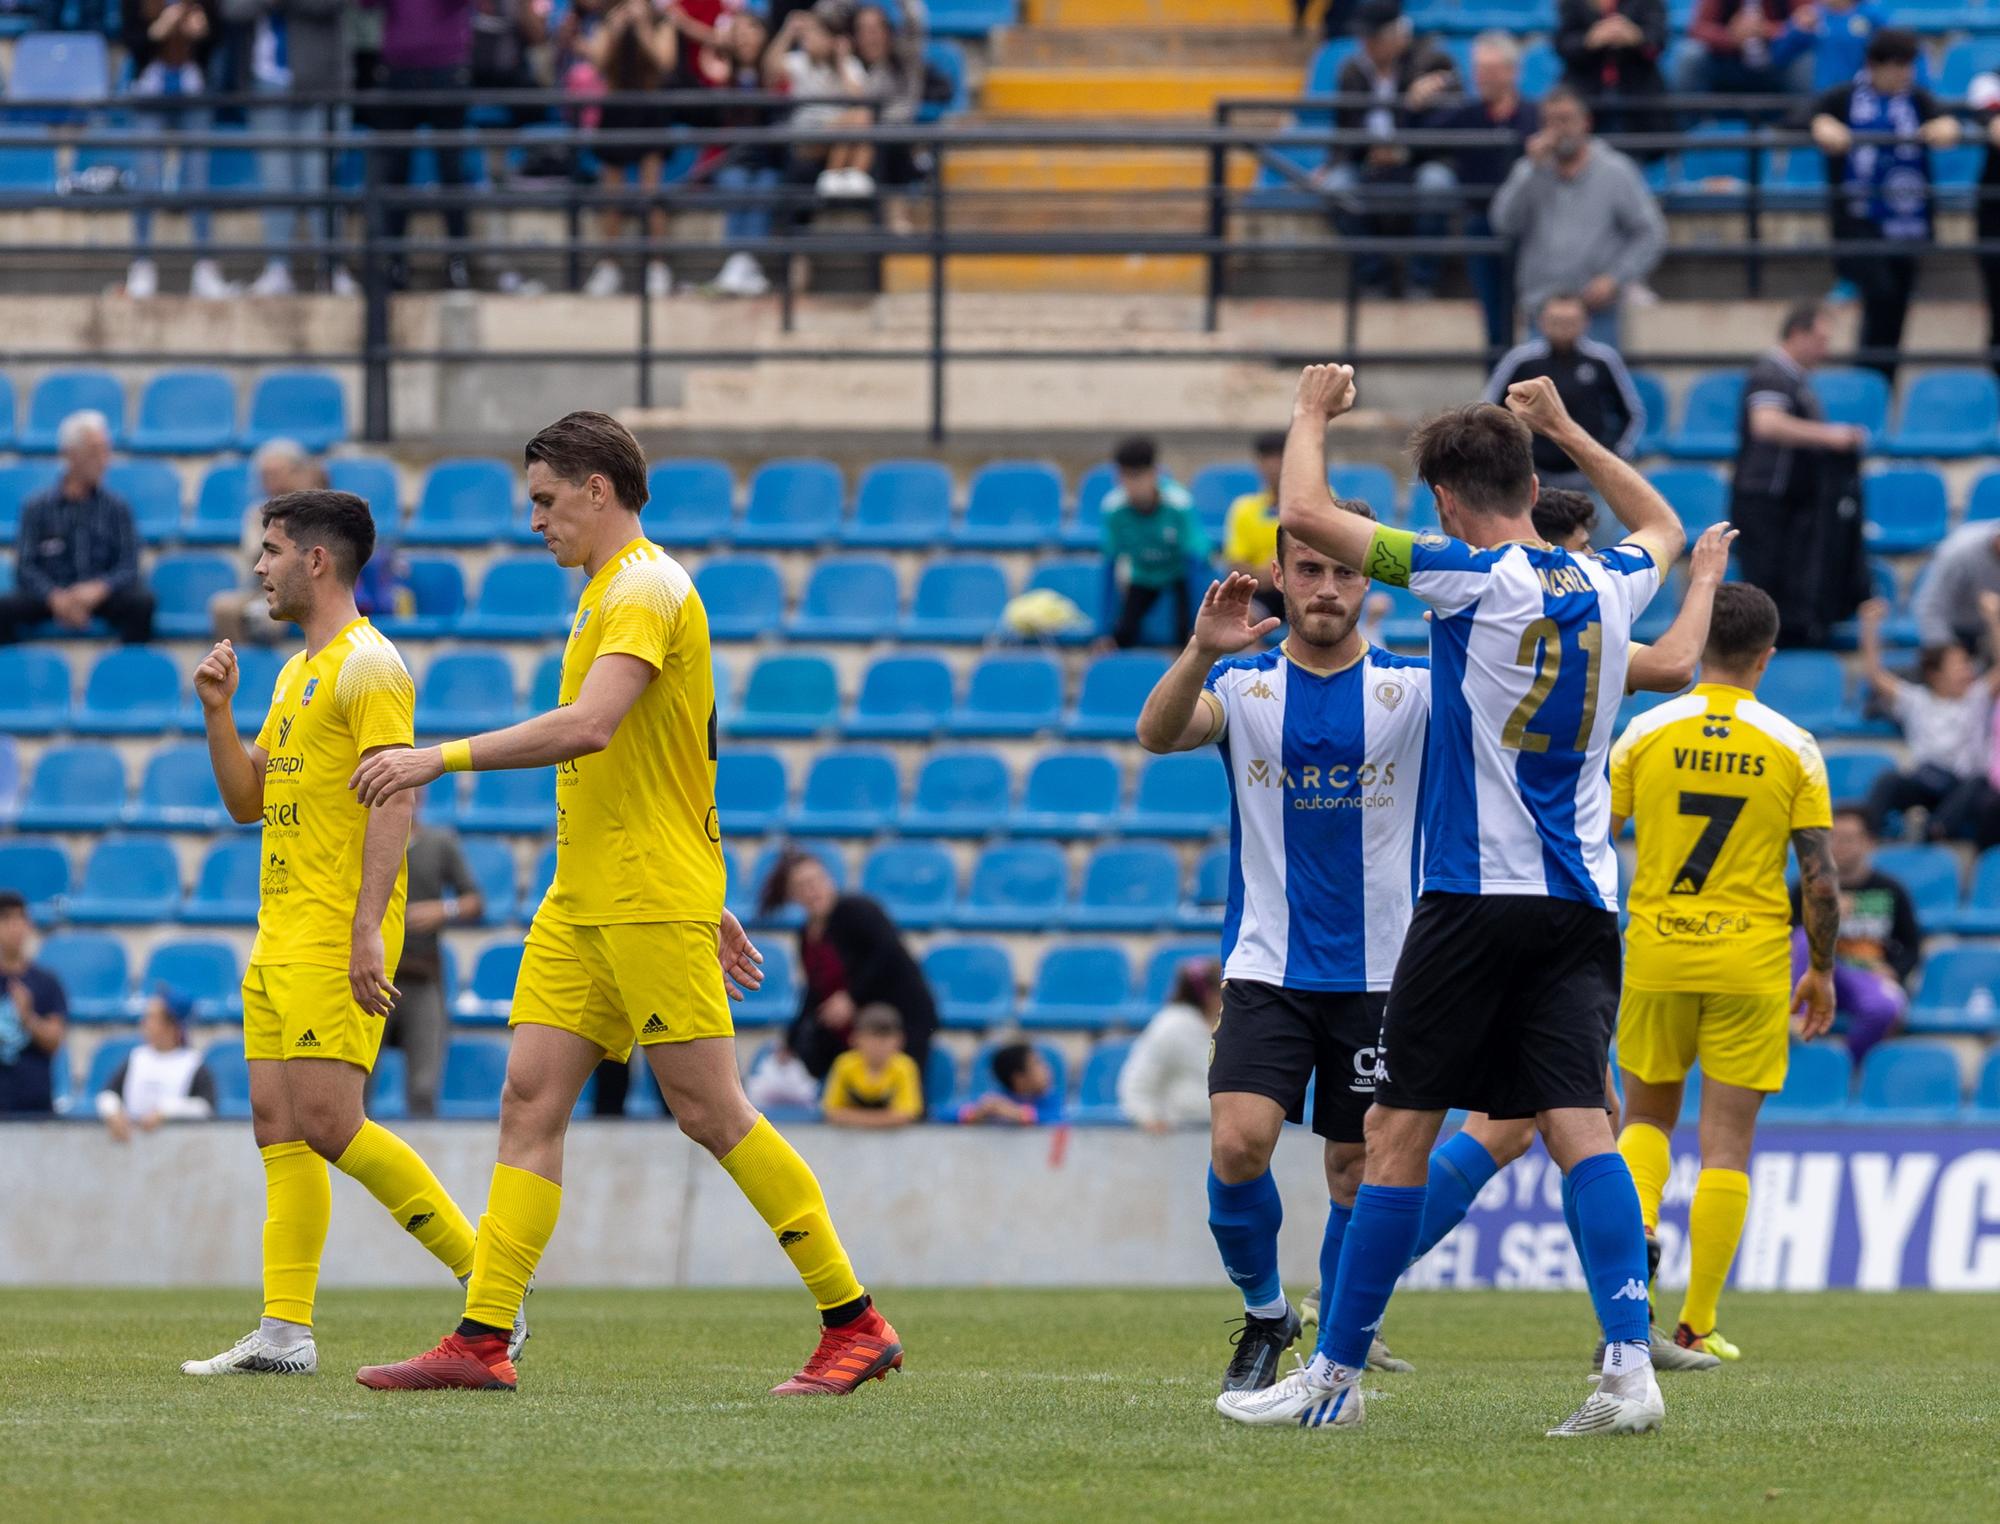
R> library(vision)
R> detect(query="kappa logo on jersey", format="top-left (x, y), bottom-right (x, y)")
top-left (293, 1028), bottom-right (320, 1050)
top-left (642, 1013), bottom-right (669, 1035)
top-left (276, 714), bottom-right (296, 749)
top-left (1611, 1278), bottom-right (1649, 1301)
top-left (300, 677), bottom-right (318, 708)
top-left (1244, 678), bottom-right (1277, 701)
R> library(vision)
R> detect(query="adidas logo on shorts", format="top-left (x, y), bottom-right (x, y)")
top-left (405, 1212), bottom-right (435, 1233)
top-left (642, 1013), bottom-right (669, 1035)
top-left (294, 1029), bottom-right (320, 1050)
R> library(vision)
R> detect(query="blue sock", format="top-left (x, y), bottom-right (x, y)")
top-left (1317, 1199), bottom-right (1352, 1313)
top-left (1561, 1169), bottom-right (1590, 1283)
top-left (1207, 1167), bottom-right (1284, 1313)
top-left (1318, 1183), bottom-right (1426, 1369)
top-left (1407, 1131), bottom-right (1500, 1267)
top-left (1568, 1151), bottom-right (1652, 1345)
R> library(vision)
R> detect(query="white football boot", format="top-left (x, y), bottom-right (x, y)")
top-left (1215, 1356), bottom-right (1363, 1429)
top-left (1546, 1364), bottom-right (1664, 1437)
top-left (181, 1329), bottom-right (317, 1376)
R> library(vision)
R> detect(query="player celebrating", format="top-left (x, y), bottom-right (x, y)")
top-left (1611, 582), bottom-right (1838, 1361)
top-left (1135, 512), bottom-right (1429, 1394)
top-left (1219, 365), bottom-right (1684, 1437)
top-left (185, 491), bottom-right (504, 1376)
top-left (346, 412), bottom-right (900, 1395)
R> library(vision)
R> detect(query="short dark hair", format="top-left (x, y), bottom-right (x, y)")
top-left (1531, 487), bottom-right (1597, 545)
top-left (1408, 404), bottom-right (1536, 516)
top-left (1832, 804), bottom-right (1874, 835)
top-left (261, 490), bottom-right (375, 585)
top-left (991, 1041), bottom-right (1038, 1095)
top-left (1540, 82), bottom-right (1590, 120)
top-left (1703, 582), bottom-right (1780, 668)
top-left (1540, 291), bottom-right (1586, 314)
top-left (1866, 27), bottom-right (1920, 65)
top-left (1252, 430), bottom-right (1287, 459)
top-left (0, 889), bottom-right (26, 918)
top-left (524, 410), bottom-right (650, 512)
top-left (1276, 497), bottom-right (1375, 568)
top-left (1112, 435), bottom-right (1157, 472)
top-left (855, 1003), bottom-right (904, 1038)
top-left (1780, 301), bottom-right (1826, 341)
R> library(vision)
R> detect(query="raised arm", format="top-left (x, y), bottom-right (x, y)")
top-left (1854, 598), bottom-right (1902, 706)
top-left (1135, 573), bottom-right (1278, 753)
top-left (1627, 523), bottom-right (1736, 693)
top-left (1503, 375), bottom-right (1685, 569)
top-left (1790, 825), bottom-right (1838, 1038)
top-left (1278, 364), bottom-right (1388, 575)
top-left (193, 640), bottom-right (266, 824)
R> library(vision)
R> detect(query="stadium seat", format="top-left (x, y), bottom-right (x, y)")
top-left (126, 743), bottom-right (227, 831)
top-left (1812, 368), bottom-right (1890, 437)
top-left (1906, 947), bottom-right (2000, 1035)
top-left (1822, 748), bottom-right (1894, 805)
top-left (900, 748), bottom-right (1010, 836)
top-left (860, 842), bottom-right (957, 929)
top-left (644, 459), bottom-right (735, 545)
top-left (141, 939), bottom-right (241, 1020)
top-left (184, 839), bottom-right (262, 925)
top-left (150, 551), bottom-right (238, 639)
top-left (458, 943), bottom-right (523, 1024)
top-left (923, 1045), bottom-right (961, 1110)
top-left (733, 945), bottom-right (799, 1028)
top-left (368, 1048), bottom-right (409, 1120)
top-left (455, 767), bottom-right (555, 833)
top-left (439, 1039), bottom-right (511, 1118)
top-left (927, 0), bottom-right (1017, 37)
top-left (1856, 1040), bottom-right (1963, 1118)
top-left (900, 560), bottom-right (1008, 643)
top-left (845, 460), bottom-right (952, 547)
top-left (696, 555), bottom-right (785, 642)
top-left (1074, 843), bottom-right (1180, 931)
top-left (1179, 843), bottom-right (1229, 929)
top-left (220, 646), bottom-right (284, 734)
top-left (0, 839), bottom-right (70, 921)
top-left (716, 749), bottom-right (788, 836)
top-left (83, 1036), bottom-right (141, 1100)
top-left (1012, 750), bottom-right (1122, 837)
top-left (1871, 845), bottom-right (1961, 925)
top-left (416, 652), bottom-right (518, 734)
top-left (1021, 944), bottom-right (1136, 1030)
top-left (787, 555), bottom-right (899, 641)
top-left (375, 554), bottom-right (464, 639)
top-left (788, 748), bottom-right (900, 835)
top-left (1063, 463), bottom-right (1117, 549)
top-left (1645, 466), bottom-right (1727, 535)
top-left (327, 456), bottom-right (402, 518)
top-left (1066, 653), bottom-right (1171, 739)
top-left (947, 654), bottom-right (1064, 737)
top-left (105, 460), bottom-right (185, 543)
top-left (129, 369), bottom-right (237, 453)
top-left (1756, 651), bottom-right (1851, 735)
top-left (843, 655), bottom-right (953, 740)
top-left (1666, 371), bottom-right (1742, 459)
top-left (1937, 848), bottom-right (2000, 936)
top-left (528, 652), bottom-right (562, 711)
top-left (958, 462), bottom-right (1063, 549)
top-left (0, 376), bottom-right (15, 451)
top-left (0, 461), bottom-right (59, 537)
top-left (1628, 371), bottom-right (1669, 456)
top-left (407, 458), bottom-right (515, 544)
top-left (73, 647), bottom-right (181, 735)
top-left (922, 941), bottom-right (1015, 1029)
top-left (957, 842), bottom-right (1067, 931)
top-left (202, 1041), bottom-right (251, 1119)
top-left (1073, 1038), bottom-right (1135, 1124)
top-left (0, 134), bottom-right (57, 195)
top-left (1327, 463), bottom-right (1397, 519)
top-left (1122, 751), bottom-right (1227, 837)
top-left (1019, 558), bottom-right (1105, 640)
top-left (1142, 939), bottom-right (1218, 1008)
top-left (732, 654), bottom-right (839, 737)
top-left (242, 370), bottom-right (348, 452)
top-left (9, 32), bottom-right (110, 101)
top-left (737, 459), bottom-right (843, 547)
top-left (457, 838), bottom-right (518, 925)
top-left (1763, 1042), bottom-right (1851, 1120)
top-left (66, 835), bottom-right (181, 924)
top-left (1192, 464), bottom-right (1261, 539)
top-left (20, 368), bottom-right (124, 452)
top-left (459, 556), bottom-right (574, 638)
top-left (18, 743), bottom-right (125, 830)
top-left (1883, 370), bottom-right (1999, 458)
top-left (36, 931), bottom-right (125, 1020)
top-left (1863, 469), bottom-right (1950, 555)
top-left (184, 458), bottom-right (253, 545)
top-left (0, 647), bottom-right (70, 732)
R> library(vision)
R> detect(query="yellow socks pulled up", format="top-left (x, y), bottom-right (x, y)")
top-left (464, 1162), bottom-right (562, 1331)
top-left (260, 1140), bottom-right (331, 1326)
top-left (333, 1120), bottom-right (477, 1279)
top-left (1617, 1121), bottom-right (1673, 1235)
top-left (720, 1116), bottom-right (864, 1311)
top-left (1679, 1166), bottom-right (1751, 1334)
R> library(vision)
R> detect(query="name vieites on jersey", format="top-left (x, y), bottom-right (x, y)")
top-left (1671, 745), bottom-right (1768, 777)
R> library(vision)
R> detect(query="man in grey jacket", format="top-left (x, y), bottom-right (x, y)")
top-left (1915, 521), bottom-right (2000, 655)
top-left (1490, 83), bottom-right (1664, 346)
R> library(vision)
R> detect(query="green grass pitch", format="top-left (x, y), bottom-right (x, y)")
top-left (3, 1288), bottom-right (1995, 1523)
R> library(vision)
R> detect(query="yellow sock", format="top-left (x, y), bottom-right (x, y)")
top-left (464, 1163), bottom-right (561, 1331)
top-left (1679, 1167), bottom-right (1751, 1335)
top-left (1617, 1121), bottom-right (1673, 1234)
top-left (332, 1120), bottom-right (477, 1279)
top-left (720, 1116), bottom-right (864, 1311)
top-left (260, 1140), bottom-right (330, 1326)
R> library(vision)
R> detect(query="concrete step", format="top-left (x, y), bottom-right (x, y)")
top-left (941, 146), bottom-right (1255, 192)
top-left (881, 252), bottom-right (1206, 294)
top-left (992, 27), bottom-right (1309, 69)
top-left (923, 194), bottom-right (1210, 233)
top-left (982, 66), bottom-right (1303, 118)
top-left (1024, 0), bottom-right (1295, 25)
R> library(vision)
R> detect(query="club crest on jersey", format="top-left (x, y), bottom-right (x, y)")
top-left (573, 609), bottom-right (592, 637)
top-left (1702, 714), bottom-right (1732, 739)
top-left (1374, 681), bottom-right (1404, 712)
top-left (300, 677), bottom-right (319, 708)
top-left (1414, 531), bottom-right (1448, 549)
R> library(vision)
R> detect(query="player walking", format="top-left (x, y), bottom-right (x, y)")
top-left (1611, 582), bottom-right (1838, 1361)
top-left (185, 491), bottom-right (509, 1376)
top-left (1135, 512), bottom-right (1428, 1393)
top-left (1219, 365), bottom-right (1685, 1436)
top-left (346, 412), bottom-right (900, 1394)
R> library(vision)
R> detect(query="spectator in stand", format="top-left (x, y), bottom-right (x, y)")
top-left (853, 0), bottom-right (929, 219)
top-left (579, 0), bottom-right (679, 298)
top-left (1774, 0), bottom-right (1888, 93)
top-left (1810, 29), bottom-right (1959, 384)
top-left (468, 1), bottom-right (551, 199)
top-left (209, 439), bottom-right (324, 644)
top-left (1321, 0), bottom-right (1460, 300)
top-left (388, 805), bottom-right (486, 1117)
top-left (667, 0), bottom-right (740, 86)
top-left (1555, 0), bottom-right (1667, 138)
top-left (238, 2), bottom-right (356, 297)
top-left (0, 890), bottom-right (67, 1117)
top-left (363, 0), bottom-right (477, 291)
top-left (1221, 431), bottom-right (1288, 623)
top-left (1856, 595), bottom-right (2000, 843)
top-left (1482, 292), bottom-right (1644, 496)
top-left (765, 3), bottom-right (874, 200)
top-left (1791, 807), bottom-right (1918, 1060)
top-left (96, 988), bottom-right (217, 1141)
top-left (1422, 31), bottom-right (1538, 350)
top-left (1489, 85), bottom-right (1664, 346)
top-left (743, 1035), bottom-right (822, 1111)
top-left (1101, 435), bottom-right (1206, 650)
top-left (1970, 73), bottom-right (2000, 383)
top-left (1680, 0), bottom-right (1813, 96)
top-left (821, 1004), bottom-right (923, 1128)
top-left (0, 412), bottom-right (154, 646)
top-left (124, 1), bottom-right (234, 301)
top-left (959, 1041), bottom-right (1063, 1126)
top-left (706, 9), bottom-right (779, 297)
top-left (1117, 959), bottom-right (1221, 1133)
top-left (1914, 520), bottom-right (2000, 656)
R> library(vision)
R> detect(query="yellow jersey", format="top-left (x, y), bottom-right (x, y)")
top-left (1610, 681), bottom-right (1832, 995)
top-left (251, 618), bottom-right (413, 970)
top-left (1221, 490), bottom-right (1278, 569)
top-left (823, 1050), bottom-right (923, 1115)
top-left (541, 538), bottom-right (725, 926)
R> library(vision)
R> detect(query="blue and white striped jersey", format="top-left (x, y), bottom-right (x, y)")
top-left (1200, 644), bottom-right (1431, 992)
top-left (1371, 527), bottom-right (1661, 910)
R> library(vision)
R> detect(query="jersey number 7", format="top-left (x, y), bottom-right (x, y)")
top-left (1672, 791), bottom-right (1746, 896)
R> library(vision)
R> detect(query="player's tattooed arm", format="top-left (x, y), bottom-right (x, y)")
top-left (1791, 826), bottom-right (1839, 1039)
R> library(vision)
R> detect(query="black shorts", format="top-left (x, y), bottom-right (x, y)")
top-left (1376, 892), bottom-right (1621, 1121)
top-left (1208, 979), bottom-right (1385, 1143)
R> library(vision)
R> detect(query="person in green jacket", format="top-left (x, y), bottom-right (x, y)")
top-left (1101, 436), bottom-right (1208, 648)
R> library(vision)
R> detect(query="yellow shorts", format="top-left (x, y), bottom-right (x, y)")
top-left (511, 916), bottom-right (733, 1062)
top-left (1617, 986), bottom-right (1792, 1093)
top-left (242, 962), bottom-right (387, 1069)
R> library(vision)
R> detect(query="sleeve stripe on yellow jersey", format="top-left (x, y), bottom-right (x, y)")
top-left (334, 627), bottom-right (414, 708)
top-left (1610, 692), bottom-right (1706, 766)
top-left (1728, 696), bottom-right (1830, 780)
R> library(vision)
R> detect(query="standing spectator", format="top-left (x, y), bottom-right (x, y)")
top-left (1555, 0), bottom-right (1667, 137)
top-left (1680, 0), bottom-right (1813, 95)
top-left (468, 0), bottom-right (551, 197)
top-left (1913, 519), bottom-right (2000, 655)
top-left (241, 2), bottom-right (355, 297)
top-left (958, 1042), bottom-right (1063, 1126)
top-left (1791, 807), bottom-right (1919, 1060)
top-left (707, 9), bottom-right (779, 296)
top-left (667, 0), bottom-right (740, 86)
top-left (96, 988), bottom-right (216, 1141)
top-left (1774, 0), bottom-right (1889, 92)
top-left (821, 1005), bottom-right (923, 1127)
top-left (1856, 596), bottom-right (2000, 842)
top-left (0, 890), bottom-right (67, 1117)
top-left (124, 1), bottom-right (234, 301)
top-left (1221, 431), bottom-right (1288, 623)
top-left (363, 0), bottom-right (478, 291)
top-left (1482, 292), bottom-right (1644, 494)
top-left (853, 1), bottom-right (928, 214)
top-left (209, 439), bottom-right (323, 643)
top-left (389, 807), bottom-right (486, 1117)
top-left (580, 0), bottom-right (679, 298)
top-left (1101, 435), bottom-right (1206, 650)
top-left (1810, 29), bottom-right (1959, 383)
top-left (1729, 302), bottom-right (1871, 648)
top-left (765, 4), bottom-right (874, 199)
top-left (0, 412), bottom-right (155, 646)
top-left (1489, 84), bottom-right (1664, 346)
top-left (1117, 960), bottom-right (1221, 1133)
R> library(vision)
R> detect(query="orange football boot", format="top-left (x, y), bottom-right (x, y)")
top-left (356, 1332), bottom-right (517, 1391)
top-left (771, 1302), bottom-right (904, 1396)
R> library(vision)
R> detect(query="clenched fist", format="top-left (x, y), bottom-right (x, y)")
top-left (193, 640), bottom-right (240, 714)
top-left (1294, 363), bottom-right (1358, 425)
top-left (1504, 375), bottom-right (1577, 439)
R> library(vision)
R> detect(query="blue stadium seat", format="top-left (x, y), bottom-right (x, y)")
top-left (860, 842), bottom-right (956, 929)
top-left (927, 0), bottom-right (1017, 37)
top-left (787, 555), bottom-right (899, 641)
top-left (1812, 368), bottom-right (1890, 437)
top-left (733, 945), bottom-right (798, 1028)
top-left (1857, 1040), bottom-right (1962, 1118)
top-left (1939, 36), bottom-right (2000, 97)
top-left (1667, 371), bottom-right (1742, 460)
top-left (919, 38), bottom-right (970, 120)
top-left (732, 654), bottom-right (838, 737)
top-left (0, 647), bottom-right (70, 732)
top-left (958, 461), bottom-right (1063, 549)
top-left (37, 932), bottom-right (125, 1020)
top-left (456, 767), bottom-right (555, 833)
top-left (900, 748), bottom-right (1010, 836)
top-left (529, 652), bottom-right (562, 711)
top-left (1063, 463), bottom-right (1116, 549)
top-left (1863, 469), bottom-right (1950, 554)
top-left (103, 459), bottom-right (184, 543)
top-left (1822, 748), bottom-right (1894, 804)
top-left (129, 369), bottom-right (237, 454)
top-left (1627, 371), bottom-right (1668, 456)
top-left (1179, 843), bottom-right (1229, 929)
top-left (1021, 943), bottom-right (1136, 1030)
top-left (67, 835), bottom-right (180, 924)
top-left (326, 456), bottom-right (402, 519)
top-left (20, 368), bottom-right (124, 452)
top-left (458, 943), bottom-right (523, 1024)
top-left (1937, 848), bottom-right (2000, 936)
top-left (737, 459), bottom-right (843, 547)
top-left (141, 938), bottom-right (242, 1020)
top-left (1326, 463), bottom-right (1397, 519)
top-left (1884, 370), bottom-right (1999, 458)
top-left (417, 652), bottom-right (518, 734)
top-left (1020, 558), bottom-right (1105, 640)
top-left (957, 842), bottom-right (1067, 931)
top-left (1756, 651), bottom-right (1850, 735)
top-left (407, 458), bottom-right (514, 544)
top-left (1645, 466), bottom-right (1727, 536)
top-left (368, 1047), bottom-right (410, 1120)
top-left (375, 554), bottom-right (464, 639)
top-left (1012, 750), bottom-right (1122, 837)
top-left (242, 370), bottom-right (347, 452)
top-left (644, 459), bottom-right (735, 546)
top-left (440, 1039), bottom-right (510, 1118)
top-left (1906, 946), bottom-right (2000, 1034)
top-left (922, 941), bottom-right (1015, 1029)
top-left (845, 460), bottom-right (952, 547)
top-left (1074, 842), bottom-right (1180, 931)
top-left (184, 459), bottom-right (253, 545)
top-left (1122, 751), bottom-right (1227, 837)
top-left (844, 654), bottom-right (953, 740)
top-left (716, 749), bottom-right (788, 836)
top-left (201, 1041), bottom-right (251, 1119)
top-left (74, 647), bottom-right (181, 735)
top-left (151, 551), bottom-right (238, 638)
top-left (0, 461), bottom-right (58, 537)
top-left (457, 838), bottom-right (518, 925)
top-left (18, 743), bottom-right (124, 830)
top-left (0, 134), bottom-right (55, 194)
top-left (924, 1045), bottom-right (961, 1110)
top-left (696, 555), bottom-right (784, 641)
top-left (459, 556), bottom-right (573, 638)
top-left (84, 1036), bottom-right (141, 1100)
top-left (184, 839), bottom-right (262, 925)
top-left (788, 748), bottom-right (900, 835)
top-left (1872, 845), bottom-right (1961, 925)
top-left (0, 839), bottom-right (69, 921)
top-left (1763, 1041), bottom-right (1851, 1120)
top-left (948, 653), bottom-right (1063, 736)
top-left (0, 376), bottom-right (15, 450)
top-left (127, 743), bottom-right (226, 831)
top-left (1191, 463), bottom-right (1261, 539)
top-left (1142, 939), bottom-right (1217, 1007)
top-left (1073, 1038), bottom-right (1135, 1124)
top-left (900, 560), bottom-right (1007, 643)
top-left (1066, 653), bottom-right (1170, 739)
top-left (10, 33), bottom-right (111, 101)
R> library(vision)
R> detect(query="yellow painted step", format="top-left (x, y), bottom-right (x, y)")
top-left (881, 253), bottom-right (1204, 295)
top-left (1025, 0), bottom-right (1292, 24)
top-left (942, 146), bottom-right (1255, 192)
top-left (982, 67), bottom-right (1301, 118)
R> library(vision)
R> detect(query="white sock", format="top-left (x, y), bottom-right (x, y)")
top-left (1601, 1337), bottom-right (1652, 1378)
top-left (259, 1316), bottom-right (310, 1348)
top-left (1245, 1294), bottom-right (1289, 1320)
top-left (1304, 1351), bottom-right (1338, 1384)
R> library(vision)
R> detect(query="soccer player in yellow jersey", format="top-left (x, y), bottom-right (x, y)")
top-left (348, 412), bottom-right (901, 1395)
top-left (183, 491), bottom-right (501, 1377)
top-left (1609, 582), bottom-right (1839, 1361)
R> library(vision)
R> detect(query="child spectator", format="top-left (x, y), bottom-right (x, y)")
top-left (745, 1037), bottom-right (822, 1112)
top-left (959, 1041), bottom-right (1064, 1126)
top-left (0, 891), bottom-right (67, 1116)
top-left (97, 988), bottom-right (217, 1141)
top-left (124, 1), bottom-right (234, 300)
top-left (766, 3), bottom-right (874, 198)
top-left (707, 9), bottom-right (780, 296)
top-left (1857, 595), bottom-right (2000, 841)
top-left (1118, 960), bottom-right (1221, 1132)
top-left (1101, 435), bottom-right (1206, 649)
top-left (853, 0), bottom-right (927, 212)
top-left (581, 0), bottom-right (679, 297)
top-left (1220, 431), bottom-right (1287, 623)
top-left (1791, 808), bottom-right (1920, 1059)
top-left (821, 1005), bottom-right (923, 1127)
